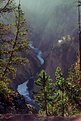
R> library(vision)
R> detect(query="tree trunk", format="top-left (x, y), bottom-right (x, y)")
top-left (61, 89), bottom-right (65, 117)
top-left (44, 91), bottom-right (48, 116)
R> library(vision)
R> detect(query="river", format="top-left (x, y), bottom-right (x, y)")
top-left (29, 42), bottom-right (44, 65)
top-left (17, 42), bottom-right (44, 104)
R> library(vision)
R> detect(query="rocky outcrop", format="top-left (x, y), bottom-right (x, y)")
top-left (11, 49), bottom-right (41, 89)
top-left (44, 41), bottom-right (77, 79)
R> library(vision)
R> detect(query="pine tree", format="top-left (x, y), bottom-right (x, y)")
top-left (67, 54), bottom-right (81, 84)
top-left (66, 55), bottom-right (81, 114)
top-left (0, 0), bottom-right (15, 13)
top-left (54, 67), bottom-right (66, 117)
top-left (54, 66), bottom-right (81, 116)
top-left (0, 1), bottom-right (29, 94)
top-left (33, 70), bottom-right (55, 116)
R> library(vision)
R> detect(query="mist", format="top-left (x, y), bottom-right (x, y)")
top-left (15, 0), bottom-right (77, 51)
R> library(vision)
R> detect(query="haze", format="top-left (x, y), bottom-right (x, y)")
top-left (15, 0), bottom-right (77, 51)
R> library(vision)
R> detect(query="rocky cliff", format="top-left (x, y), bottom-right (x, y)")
top-left (11, 48), bottom-right (41, 89)
top-left (19, 0), bottom-right (78, 80)
top-left (10, 0), bottom-right (78, 90)
top-left (23, 0), bottom-right (77, 52)
top-left (44, 39), bottom-right (77, 79)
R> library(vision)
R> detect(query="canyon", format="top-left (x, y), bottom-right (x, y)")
top-left (0, 0), bottom-right (80, 119)
top-left (13, 0), bottom-right (78, 86)
top-left (10, 0), bottom-right (79, 102)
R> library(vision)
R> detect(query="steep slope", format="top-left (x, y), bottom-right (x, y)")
top-left (20, 0), bottom-right (77, 51)
top-left (16, 0), bottom-right (78, 79)
top-left (11, 49), bottom-right (41, 89)
top-left (10, 0), bottom-right (78, 87)
top-left (44, 40), bottom-right (77, 79)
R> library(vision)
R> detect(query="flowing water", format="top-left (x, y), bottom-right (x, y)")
top-left (17, 42), bottom-right (44, 103)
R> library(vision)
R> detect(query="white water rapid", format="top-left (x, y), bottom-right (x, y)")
top-left (17, 42), bottom-right (44, 103)
top-left (29, 42), bottom-right (44, 65)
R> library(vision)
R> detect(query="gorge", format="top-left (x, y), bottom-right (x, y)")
top-left (18, 0), bottom-right (78, 78)
top-left (0, 0), bottom-right (81, 119)
top-left (17, 41), bottom-right (45, 105)
top-left (14, 0), bottom-right (78, 100)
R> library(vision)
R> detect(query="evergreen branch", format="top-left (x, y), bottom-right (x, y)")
top-left (0, 0), bottom-right (12, 13)
top-left (2, 2), bottom-right (21, 78)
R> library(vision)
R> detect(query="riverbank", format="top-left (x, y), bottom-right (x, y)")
top-left (0, 114), bottom-right (81, 121)
top-left (17, 42), bottom-right (45, 108)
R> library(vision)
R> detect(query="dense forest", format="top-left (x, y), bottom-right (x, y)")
top-left (0, 0), bottom-right (81, 121)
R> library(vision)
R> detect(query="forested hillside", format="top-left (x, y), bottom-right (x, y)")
top-left (20, 0), bottom-right (77, 50)
top-left (18, 0), bottom-right (78, 79)
top-left (0, 0), bottom-right (81, 121)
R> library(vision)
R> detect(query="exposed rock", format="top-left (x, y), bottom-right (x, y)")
top-left (24, 0), bottom-right (77, 52)
top-left (10, 49), bottom-right (41, 89)
top-left (44, 41), bottom-right (77, 79)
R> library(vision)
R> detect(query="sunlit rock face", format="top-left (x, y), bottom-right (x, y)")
top-left (45, 40), bottom-right (77, 79)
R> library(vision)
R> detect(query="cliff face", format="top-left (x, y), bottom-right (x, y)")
top-left (44, 40), bottom-right (77, 79)
top-left (11, 38), bottom-right (77, 89)
top-left (11, 49), bottom-right (41, 89)
top-left (23, 0), bottom-right (77, 52)
top-left (18, 0), bottom-right (78, 80)
top-left (11, 0), bottom-right (78, 88)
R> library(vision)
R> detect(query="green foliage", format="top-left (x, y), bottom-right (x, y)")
top-left (55, 67), bottom-right (65, 90)
top-left (54, 67), bottom-right (66, 116)
top-left (0, 1), bottom-right (29, 81)
top-left (0, 0), bottom-right (15, 13)
top-left (33, 67), bottom-right (81, 116)
top-left (33, 70), bottom-right (54, 116)
top-left (0, 1), bottom-right (29, 98)
top-left (66, 56), bottom-right (81, 115)
top-left (54, 66), bottom-right (81, 116)
top-left (67, 55), bottom-right (81, 84)
top-left (0, 81), bottom-right (11, 95)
